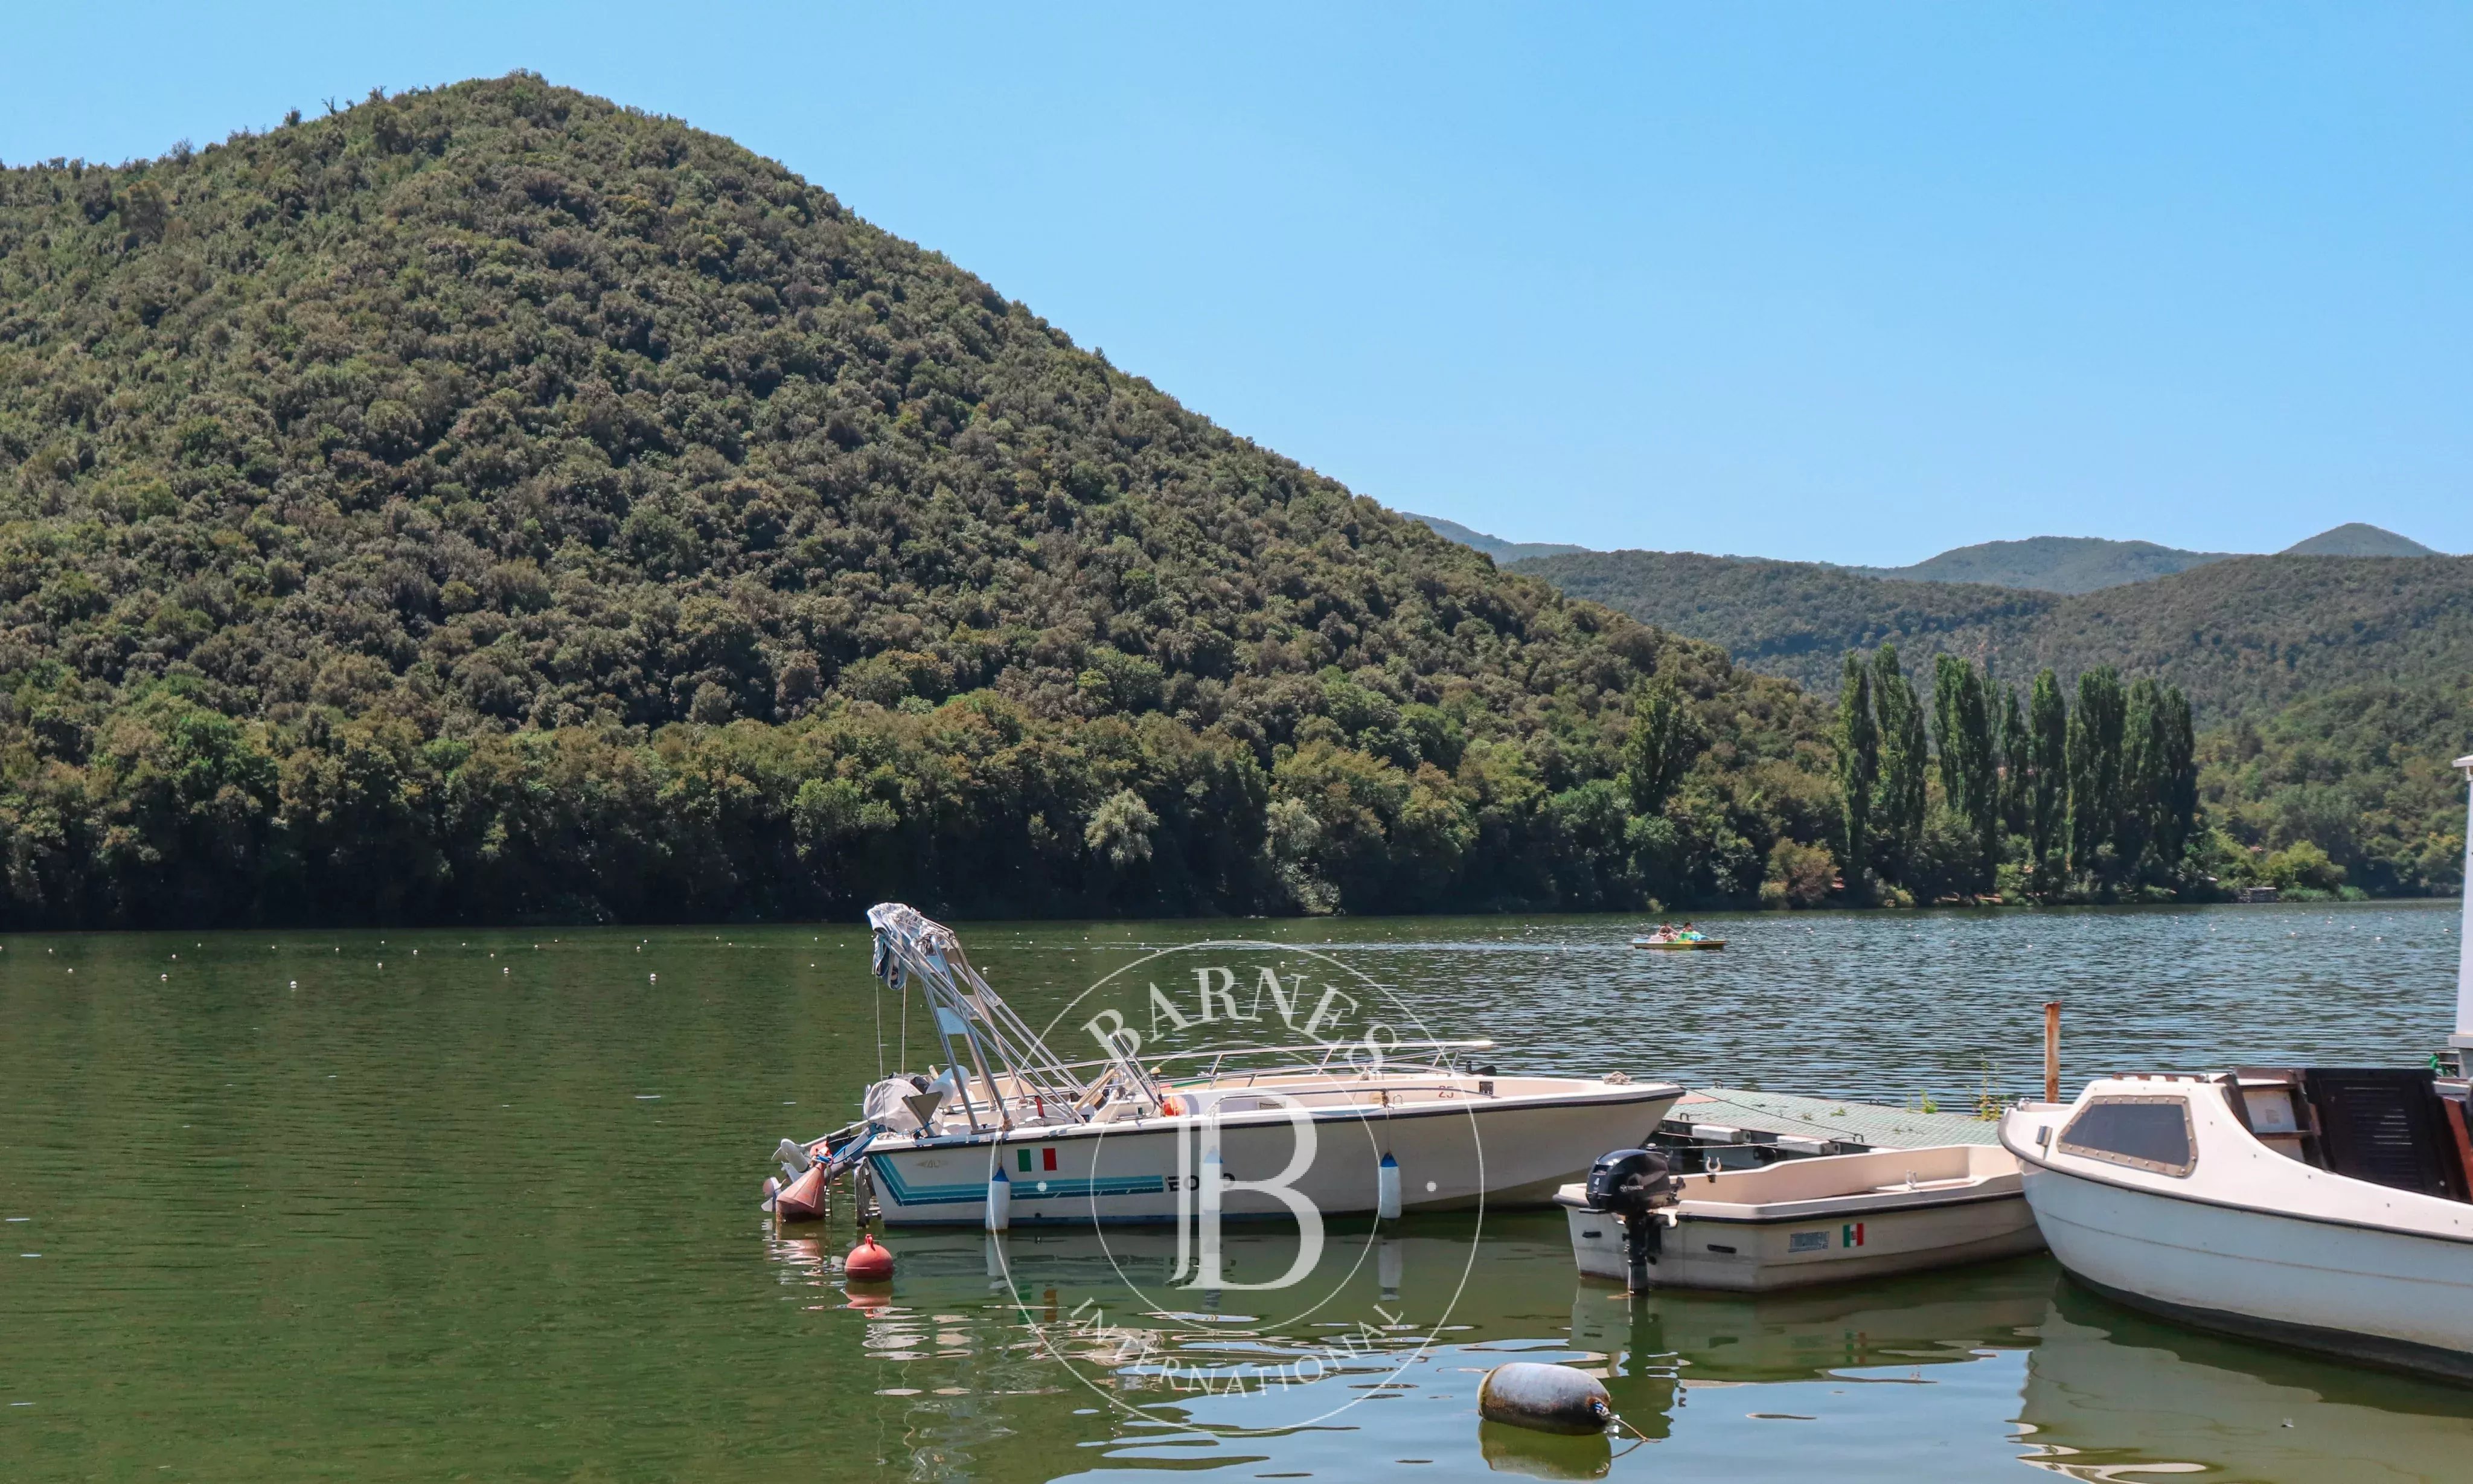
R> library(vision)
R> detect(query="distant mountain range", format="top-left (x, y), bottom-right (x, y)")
top-left (1400, 514), bottom-right (2465, 720)
top-left (1515, 548), bottom-right (2473, 721)
top-left (2281, 522), bottom-right (2442, 557)
top-left (1406, 516), bottom-right (2444, 595)
top-left (1400, 513), bottom-right (1588, 563)
top-left (1846, 536), bottom-right (2235, 594)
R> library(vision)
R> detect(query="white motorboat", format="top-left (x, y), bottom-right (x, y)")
top-left (2000, 1070), bottom-right (2473, 1379)
top-left (1996, 753), bottom-right (2473, 1380)
top-left (779, 904), bottom-right (1683, 1227)
top-left (1557, 1143), bottom-right (2043, 1291)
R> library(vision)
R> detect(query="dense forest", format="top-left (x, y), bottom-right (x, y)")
top-left (1527, 551), bottom-right (2051, 694)
top-left (2198, 678), bottom-right (2473, 899)
top-left (1827, 649), bottom-right (2216, 906)
top-left (1847, 534), bottom-right (2232, 593)
top-left (0, 76), bottom-right (1846, 928)
top-left (0, 77), bottom-right (2455, 927)
top-left (1520, 546), bottom-right (2473, 724)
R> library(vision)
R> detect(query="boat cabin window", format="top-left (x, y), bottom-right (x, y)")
top-left (2057, 1096), bottom-right (2197, 1177)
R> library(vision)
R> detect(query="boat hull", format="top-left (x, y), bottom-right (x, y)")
top-left (868, 1084), bottom-right (1680, 1226)
top-left (2015, 1156), bottom-right (2473, 1381)
top-left (1558, 1145), bottom-right (2043, 1292)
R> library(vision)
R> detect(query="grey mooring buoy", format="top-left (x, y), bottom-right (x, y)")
top-left (1477, 1361), bottom-right (1613, 1436)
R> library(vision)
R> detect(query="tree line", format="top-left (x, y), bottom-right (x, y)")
top-left (1834, 647), bottom-right (2199, 903)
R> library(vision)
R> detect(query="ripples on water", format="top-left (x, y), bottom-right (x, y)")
top-left (2, 903), bottom-right (2468, 1480)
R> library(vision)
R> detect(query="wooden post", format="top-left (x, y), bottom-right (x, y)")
top-left (2043, 1000), bottom-right (2062, 1104)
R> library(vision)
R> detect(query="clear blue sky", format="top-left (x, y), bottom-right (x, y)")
top-left (7, 3), bottom-right (2466, 563)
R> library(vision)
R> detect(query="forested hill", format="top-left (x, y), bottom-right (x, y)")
top-left (0, 76), bottom-right (1834, 928)
top-left (1517, 548), bottom-right (2473, 723)
top-left (1847, 535), bottom-right (2230, 593)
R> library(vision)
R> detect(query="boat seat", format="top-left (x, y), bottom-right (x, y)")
top-left (2299, 1067), bottom-right (2471, 1203)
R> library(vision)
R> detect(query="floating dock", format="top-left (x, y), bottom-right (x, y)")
top-left (1658, 1087), bottom-right (2002, 1168)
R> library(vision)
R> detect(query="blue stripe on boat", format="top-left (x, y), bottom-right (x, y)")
top-left (869, 1153), bottom-right (1166, 1206)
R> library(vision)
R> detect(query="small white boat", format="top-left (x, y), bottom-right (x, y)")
top-left (2000, 1070), bottom-right (2473, 1379)
top-left (789, 904), bottom-right (1684, 1227)
top-left (1995, 750), bottom-right (2473, 1381)
top-left (1557, 1143), bottom-right (2041, 1291)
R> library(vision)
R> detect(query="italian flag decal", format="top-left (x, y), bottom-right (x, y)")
top-left (1842, 1222), bottom-right (1866, 1248)
top-left (1017, 1148), bottom-right (1058, 1172)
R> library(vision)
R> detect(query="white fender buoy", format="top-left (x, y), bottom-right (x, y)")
top-left (985, 1166), bottom-right (1011, 1231)
top-left (1377, 1152), bottom-right (1402, 1220)
top-left (1478, 1362), bottom-right (1612, 1436)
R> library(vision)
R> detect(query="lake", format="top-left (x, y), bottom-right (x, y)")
top-left (4, 901), bottom-right (2469, 1480)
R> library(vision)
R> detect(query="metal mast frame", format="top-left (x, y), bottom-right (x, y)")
top-left (866, 903), bottom-right (1096, 1134)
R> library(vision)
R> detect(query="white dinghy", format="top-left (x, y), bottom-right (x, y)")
top-left (787, 904), bottom-right (1683, 1227)
top-left (1997, 752), bottom-right (2473, 1381)
top-left (1558, 1143), bottom-right (2042, 1291)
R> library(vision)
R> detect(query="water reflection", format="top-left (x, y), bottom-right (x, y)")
top-left (764, 1204), bottom-right (2473, 1482)
top-left (2020, 1281), bottom-right (2473, 1483)
top-left (8, 906), bottom-right (2473, 1480)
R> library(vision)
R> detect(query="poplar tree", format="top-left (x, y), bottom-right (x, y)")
top-left (2067, 667), bottom-right (2127, 882)
top-left (1997, 682), bottom-right (2030, 840)
top-left (1623, 677), bottom-right (1694, 816)
top-left (2027, 670), bottom-right (2067, 892)
top-left (1872, 645), bottom-right (1929, 888)
top-left (1931, 654), bottom-right (1998, 891)
top-left (2119, 678), bottom-right (2166, 874)
top-left (1834, 654), bottom-right (1878, 894)
top-left (2157, 685), bottom-right (2198, 868)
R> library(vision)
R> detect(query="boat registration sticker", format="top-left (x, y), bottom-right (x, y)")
top-left (1841, 1222), bottom-right (1866, 1248)
top-left (1789, 1230), bottom-right (1828, 1253)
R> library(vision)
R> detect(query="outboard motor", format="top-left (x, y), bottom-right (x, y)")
top-left (1584, 1148), bottom-right (1681, 1291)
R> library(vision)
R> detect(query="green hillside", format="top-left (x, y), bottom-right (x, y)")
top-left (2201, 677), bottom-right (2473, 897)
top-left (1517, 548), bottom-right (2473, 724)
top-left (1849, 534), bottom-right (2231, 593)
top-left (0, 76), bottom-right (1836, 927)
top-left (2280, 522), bottom-right (2442, 557)
top-left (1515, 551), bottom-right (2051, 687)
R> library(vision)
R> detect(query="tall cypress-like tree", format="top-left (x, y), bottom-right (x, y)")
top-left (1997, 682), bottom-right (2030, 840)
top-left (1872, 646), bottom-right (1929, 888)
top-left (2157, 685), bottom-right (2198, 868)
top-left (1931, 654), bottom-right (1998, 891)
top-left (2067, 666), bottom-right (2127, 882)
top-left (2118, 677), bottom-right (2168, 875)
top-left (1623, 676), bottom-right (1694, 816)
top-left (1834, 654), bottom-right (1878, 895)
top-left (2027, 669), bottom-right (2068, 893)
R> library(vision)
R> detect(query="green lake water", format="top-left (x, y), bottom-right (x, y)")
top-left (5, 902), bottom-right (2471, 1480)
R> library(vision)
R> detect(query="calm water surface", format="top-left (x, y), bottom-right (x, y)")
top-left (4, 903), bottom-right (2469, 1480)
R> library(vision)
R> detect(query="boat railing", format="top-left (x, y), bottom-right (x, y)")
top-left (863, 903), bottom-right (1498, 1140)
top-left (1039, 1038), bottom-right (1496, 1084)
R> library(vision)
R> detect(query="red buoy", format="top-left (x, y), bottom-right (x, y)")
top-left (845, 1232), bottom-right (895, 1284)
top-left (773, 1164), bottom-right (827, 1223)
